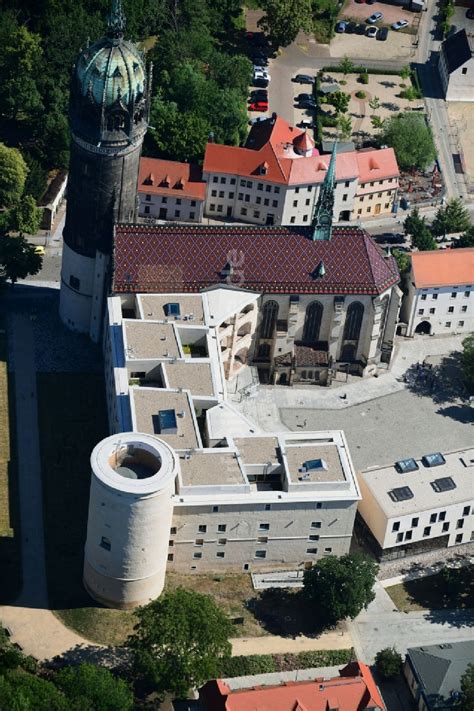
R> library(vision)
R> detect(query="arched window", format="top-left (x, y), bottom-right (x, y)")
top-left (343, 302), bottom-right (364, 342)
top-left (302, 301), bottom-right (323, 343)
top-left (260, 300), bottom-right (279, 339)
top-left (377, 295), bottom-right (390, 350)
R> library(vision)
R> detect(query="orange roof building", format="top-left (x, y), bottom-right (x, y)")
top-left (137, 157), bottom-right (206, 223)
top-left (199, 662), bottom-right (387, 711)
top-left (400, 247), bottom-right (474, 337)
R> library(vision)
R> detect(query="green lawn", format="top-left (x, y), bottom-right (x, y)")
top-left (386, 565), bottom-right (474, 612)
top-left (0, 312), bottom-right (21, 603)
top-left (53, 607), bottom-right (137, 647)
top-left (37, 372), bottom-right (108, 609)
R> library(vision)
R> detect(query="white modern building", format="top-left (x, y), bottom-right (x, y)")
top-left (357, 449), bottom-right (474, 560)
top-left (400, 248), bottom-right (474, 336)
top-left (84, 288), bottom-right (362, 607)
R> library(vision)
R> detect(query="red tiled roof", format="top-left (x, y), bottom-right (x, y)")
top-left (199, 662), bottom-right (387, 711)
top-left (295, 344), bottom-right (329, 366)
top-left (294, 131), bottom-right (315, 153)
top-left (112, 224), bottom-right (399, 296)
top-left (356, 148), bottom-right (399, 185)
top-left (411, 247), bottom-right (474, 288)
top-left (138, 157), bottom-right (206, 200)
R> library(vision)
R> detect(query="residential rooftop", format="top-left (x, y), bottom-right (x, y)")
top-left (164, 361), bottom-right (214, 397)
top-left (138, 156), bottom-right (206, 200)
top-left (178, 450), bottom-right (247, 488)
top-left (407, 641), bottom-right (474, 708)
top-left (234, 437), bottom-right (280, 467)
top-left (359, 447), bottom-right (474, 516)
top-left (130, 388), bottom-right (200, 449)
top-left (124, 321), bottom-right (180, 360)
top-left (138, 294), bottom-right (205, 324)
top-left (411, 247), bottom-right (474, 289)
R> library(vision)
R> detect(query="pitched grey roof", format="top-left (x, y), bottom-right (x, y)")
top-left (407, 641), bottom-right (474, 709)
top-left (441, 29), bottom-right (472, 74)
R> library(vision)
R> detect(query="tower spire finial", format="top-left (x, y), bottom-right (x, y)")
top-left (108, 0), bottom-right (126, 39)
top-left (311, 139), bottom-right (337, 241)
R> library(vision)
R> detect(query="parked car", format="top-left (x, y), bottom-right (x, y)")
top-left (366, 25), bottom-right (378, 37)
top-left (249, 116), bottom-right (268, 125)
top-left (355, 23), bottom-right (367, 34)
top-left (250, 89), bottom-right (268, 101)
top-left (254, 70), bottom-right (271, 82)
top-left (253, 77), bottom-right (269, 88)
top-left (392, 19), bottom-right (409, 30)
top-left (252, 52), bottom-right (269, 66)
top-left (296, 92), bottom-right (313, 102)
top-left (298, 99), bottom-right (316, 109)
top-left (377, 27), bottom-right (389, 40)
top-left (297, 119), bottom-right (316, 129)
top-left (293, 74), bottom-right (315, 84)
top-left (249, 101), bottom-right (268, 112)
top-left (346, 21), bottom-right (357, 33)
top-left (467, 7), bottom-right (474, 18)
top-left (336, 21), bottom-right (347, 32)
top-left (367, 11), bottom-right (383, 23)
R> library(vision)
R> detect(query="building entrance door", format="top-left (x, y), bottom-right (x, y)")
top-left (374, 203), bottom-right (381, 215)
top-left (159, 207), bottom-right (167, 219)
top-left (227, 206), bottom-right (232, 217)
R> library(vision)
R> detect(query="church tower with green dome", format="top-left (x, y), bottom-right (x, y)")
top-left (60, 0), bottom-right (150, 341)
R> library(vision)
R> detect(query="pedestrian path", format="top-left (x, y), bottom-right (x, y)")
top-left (231, 627), bottom-right (352, 656)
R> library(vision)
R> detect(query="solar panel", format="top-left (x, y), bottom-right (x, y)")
top-left (431, 477), bottom-right (456, 493)
top-left (422, 452), bottom-right (446, 468)
top-left (395, 458), bottom-right (419, 474)
top-left (388, 486), bottom-right (414, 503)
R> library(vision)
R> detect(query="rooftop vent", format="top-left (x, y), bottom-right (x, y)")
top-left (153, 409), bottom-right (177, 435)
top-left (395, 458), bottom-right (419, 474)
top-left (431, 477), bottom-right (456, 493)
top-left (300, 458), bottom-right (328, 473)
top-left (164, 302), bottom-right (180, 317)
top-left (422, 452), bottom-right (446, 468)
top-left (388, 486), bottom-right (414, 503)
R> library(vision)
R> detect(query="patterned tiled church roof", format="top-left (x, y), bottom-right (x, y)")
top-left (112, 224), bottom-right (399, 295)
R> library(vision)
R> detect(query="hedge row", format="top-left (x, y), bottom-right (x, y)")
top-left (322, 65), bottom-right (403, 76)
top-left (219, 649), bottom-right (353, 677)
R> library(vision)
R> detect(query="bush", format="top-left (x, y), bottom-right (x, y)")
top-left (220, 654), bottom-right (276, 677)
top-left (219, 649), bottom-right (353, 677)
top-left (359, 72), bottom-right (369, 85)
top-left (375, 648), bottom-right (403, 679)
top-left (320, 95), bottom-right (328, 104)
top-left (400, 86), bottom-right (421, 101)
top-left (355, 90), bottom-right (366, 99)
top-left (322, 65), bottom-right (402, 76)
top-left (321, 114), bottom-right (338, 127)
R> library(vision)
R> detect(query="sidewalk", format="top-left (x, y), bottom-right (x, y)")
top-left (231, 627), bottom-right (352, 656)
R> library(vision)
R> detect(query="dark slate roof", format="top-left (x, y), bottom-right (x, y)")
top-left (407, 641), bottom-right (474, 709)
top-left (442, 29), bottom-right (472, 74)
top-left (112, 224), bottom-right (399, 296)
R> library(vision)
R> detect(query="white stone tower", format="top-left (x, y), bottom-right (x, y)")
top-left (84, 433), bottom-right (177, 609)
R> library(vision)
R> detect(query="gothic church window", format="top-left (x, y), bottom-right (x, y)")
top-left (260, 301), bottom-right (279, 339)
top-left (302, 301), bottom-right (323, 343)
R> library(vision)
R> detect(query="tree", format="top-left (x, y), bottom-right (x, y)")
top-left (381, 114), bottom-right (436, 170)
top-left (0, 671), bottom-right (67, 710)
top-left (455, 225), bottom-right (474, 248)
top-left (461, 335), bottom-right (474, 394)
top-left (0, 143), bottom-right (28, 208)
top-left (371, 116), bottom-right (385, 130)
top-left (460, 663), bottom-right (474, 711)
top-left (128, 587), bottom-right (233, 697)
top-left (337, 114), bottom-right (352, 140)
top-left (375, 647), bottom-right (403, 679)
top-left (338, 56), bottom-right (355, 77)
top-left (432, 198), bottom-right (471, 238)
top-left (403, 207), bottom-right (437, 251)
top-left (258, 0), bottom-right (313, 48)
top-left (0, 235), bottom-right (42, 285)
top-left (392, 248), bottom-right (410, 278)
top-left (369, 96), bottom-right (380, 114)
top-left (331, 91), bottom-right (350, 115)
top-left (7, 195), bottom-right (43, 236)
top-left (55, 663), bottom-right (134, 711)
top-left (0, 15), bottom-right (43, 121)
top-left (303, 553), bottom-right (378, 626)
top-left (400, 65), bottom-right (411, 81)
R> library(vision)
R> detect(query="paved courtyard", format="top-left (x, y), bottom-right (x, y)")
top-left (446, 101), bottom-right (474, 185)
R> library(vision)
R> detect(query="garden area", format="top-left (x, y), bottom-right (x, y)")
top-left (386, 565), bottom-right (474, 612)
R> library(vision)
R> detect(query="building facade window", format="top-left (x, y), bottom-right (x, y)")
top-left (302, 301), bottom-right (323, 343)
top-left (259, 300), bottom-right (279, 339)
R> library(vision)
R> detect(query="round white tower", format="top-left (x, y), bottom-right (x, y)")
top-left (84, 433), bottom-right (177, 609)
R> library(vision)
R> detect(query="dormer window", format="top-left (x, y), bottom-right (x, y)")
top-left (259, 161), bottom-right (269, 176)
top-left (161, 175), bottom-right (170, 188)
top-left (143, 173), bottom-right (154, 186)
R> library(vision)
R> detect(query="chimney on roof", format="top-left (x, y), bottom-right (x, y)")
top-left (271, 112), bottom-right (277, 122)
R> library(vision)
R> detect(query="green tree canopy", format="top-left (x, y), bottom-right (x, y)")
top-left (0, 670), bottom-right (67, 710)
top-left (258, 0), bottom-right (313, 48)
top-left (303, 553), bottom-right (378, 626)
top-left (0, 235), bottom-right (42, 285)
top-left (454, 225), bottom-right (474, 248)
top-left (0, 144), bottom-right (28, 208)
top-left (338, 56), bottom-right (355, 77)
top-left (331, 91), bottom-right (350, 115)
top-left (381, 114), bottom-right (436, 170)
top-left (337, 115), bottom-right (352, 141)
top-left (460, 663), bottom-right (474, 711)
top-left (0, 13), bottom-right (43, 121)
top-left (7, 196), bottom-right (43, 237)
top-left (55, 663), bottom-right (134, 711)
top-left (461, 335), bottom-right (474, 394)
top-left (392, 248), bottom-right (410, 278)
top-left (128, 587), bottom-right (232, 697)
top-left (432, 198), bottom-right (471, 238)
top-left (375, 647), bottom-right (403, 679)
top-left (404, 207), bottom-right (437, 251)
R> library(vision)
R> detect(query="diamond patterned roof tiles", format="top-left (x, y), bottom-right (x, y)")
top-left (112, 224), bottom-right (399, 296)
